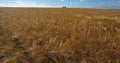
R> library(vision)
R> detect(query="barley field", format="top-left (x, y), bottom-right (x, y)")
top-left (0, 8), bottom-right (120, 63)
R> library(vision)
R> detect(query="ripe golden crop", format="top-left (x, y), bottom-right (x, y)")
top-left (0, 8), bottom-right (120, 63)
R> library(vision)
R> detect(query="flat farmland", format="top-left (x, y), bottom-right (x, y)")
top-left (0, 8), bottom-right (120, 63)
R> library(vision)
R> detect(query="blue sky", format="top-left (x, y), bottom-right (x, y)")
top-left (0, 0), bottom-right (120, 9)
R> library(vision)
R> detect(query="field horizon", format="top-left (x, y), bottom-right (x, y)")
top-left (0, 7), bottom-right (120, 10)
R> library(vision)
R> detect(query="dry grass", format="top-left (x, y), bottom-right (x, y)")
top-left (0, 8), bottom-right (120, 63)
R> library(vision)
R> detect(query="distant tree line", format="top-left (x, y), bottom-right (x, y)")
top-left (62, 6), bottom-right (66, 8)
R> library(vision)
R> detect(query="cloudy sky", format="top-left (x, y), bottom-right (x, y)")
top-left (0, 0), bottom-right (120, 9)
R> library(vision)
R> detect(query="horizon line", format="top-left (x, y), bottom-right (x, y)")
top-left (0, 7), bottom-right (120, 10)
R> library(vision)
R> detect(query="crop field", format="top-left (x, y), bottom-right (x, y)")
top-left (0, 8), bottom-right (120, 63)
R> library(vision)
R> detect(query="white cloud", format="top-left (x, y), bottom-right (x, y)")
top-left (61, 0), bottom-right (64, 1)
top-left (0, 1), bottom-right (51, 7)
top-left (15, 1), bottom-right (25, 6)
top-left (80, 0), bottom-right (84, 2)
top-left (94, 0), bottom-right (120, 9)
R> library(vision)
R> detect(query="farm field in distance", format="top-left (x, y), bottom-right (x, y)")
top-left (0, 8), bottom-right (120, 63)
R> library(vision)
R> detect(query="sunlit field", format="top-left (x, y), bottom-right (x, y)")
top-left (0, 8), bottom-right (120, 63)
